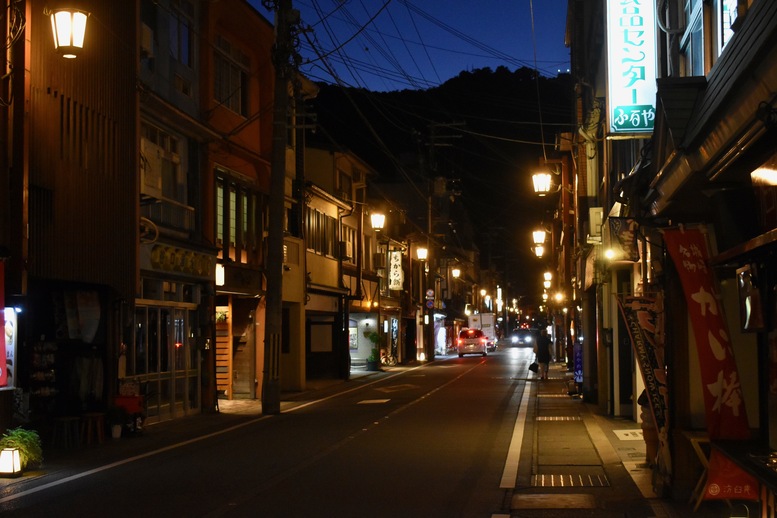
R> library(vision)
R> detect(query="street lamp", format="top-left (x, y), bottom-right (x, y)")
top-left (370, 212), bottom-right (385, 231)
top-left (370, 212), bottom-right (388, 360)
top-left (416, 246), bottom-right (430, 361)
top-left (451, 267), bottom-right (461, 279)
top-left (48, 8), bottom-right (89, 58)
top-left (532, 172), bottom-right (553, 196)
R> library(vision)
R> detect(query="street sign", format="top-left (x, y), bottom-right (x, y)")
top-left (425, 289), bottom-right (434, 299)
top-left (426, 300), bottom-right (434, 309)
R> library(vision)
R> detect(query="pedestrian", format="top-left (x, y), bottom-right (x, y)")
top-left (534, 328), bottom-right (552, 380)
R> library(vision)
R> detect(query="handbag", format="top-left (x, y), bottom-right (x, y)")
top-left (529, 361), bottom-right (539, 373)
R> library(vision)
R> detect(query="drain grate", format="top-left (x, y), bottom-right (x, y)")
top-left (536, 416), bottom-right (582, 421)
top-left (532, 473), bottom-right (610, 487)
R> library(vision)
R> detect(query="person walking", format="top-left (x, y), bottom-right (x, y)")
top-left (534, 328), bottom-right (552, 380)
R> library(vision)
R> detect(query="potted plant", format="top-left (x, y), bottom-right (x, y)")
top-left (364, 330), bottom-right (383, 371)
top-left (0, 427), bottom-right (43, 471)
top-left (106, 406), bottom-right (128, 439)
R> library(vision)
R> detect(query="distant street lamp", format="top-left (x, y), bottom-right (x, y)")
top-left (48, 8), bottom-right (89, 58)
top-left (370, 212), bottom-right (385, 231)
top-left (451, 267), bottom-right (461, 279)
top-left (416, 246), bottom-right (430, 361)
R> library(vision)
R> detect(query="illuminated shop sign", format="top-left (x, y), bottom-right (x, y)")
top-left (2, 307), bottom-right (16, 390)
top-left (606, 0), bottom-right (657, 133)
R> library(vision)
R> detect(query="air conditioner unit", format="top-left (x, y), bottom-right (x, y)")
top-left (339, 241), bottom-right (352, 261)
top-left (587, 207), bottom-right (604, 244)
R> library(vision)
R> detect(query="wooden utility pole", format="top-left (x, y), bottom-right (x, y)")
top-left (262, 0), bottom-right (296, 414)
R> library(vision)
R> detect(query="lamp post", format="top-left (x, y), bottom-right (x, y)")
top-left (417, 246), bottom-right (432, 361)
top-left (370, 212), bottom-right (386, 361)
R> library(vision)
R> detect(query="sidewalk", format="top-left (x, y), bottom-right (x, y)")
top-left (508, 361), bottom-right (746, 517)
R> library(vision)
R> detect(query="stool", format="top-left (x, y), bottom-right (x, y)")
top-left (81, 412), bottom-right (106, 445)
top-left (52, 416), bottom-right (80, 449)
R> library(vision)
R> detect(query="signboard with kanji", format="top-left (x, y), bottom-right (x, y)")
top-left (606, 0), bottom-right (657, 134)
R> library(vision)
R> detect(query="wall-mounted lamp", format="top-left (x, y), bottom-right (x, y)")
top-left (544, 271), bottom-right (553, 281)
top-left (48, 8), bottom-right (90, 58)
top-left (533, 245), bottom-right (545, 258)
top-left (532, 172), bottom-right (553, 195)
top-left (451, 267), bottom-right (461, 279)
top-left (416, 247), bottom-right (428, 261)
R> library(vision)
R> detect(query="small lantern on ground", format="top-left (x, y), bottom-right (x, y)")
top-left (0, 448), bottom-right (22, 478)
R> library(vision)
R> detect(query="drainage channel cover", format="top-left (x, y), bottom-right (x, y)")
top-left (532, 473), bottom-right (610, 487)
top-left (536, 416), bottom-right (582, 421)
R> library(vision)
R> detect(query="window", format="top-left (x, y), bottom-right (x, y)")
top-left (216, 172), bottom-right (264, 265)
top-left (214, 36), bottom-right (249, 116)
top-left (305, 208), bottom-right (337, 257)
top-left (338, 170), bottom-right (353, 201)
top-left (342, 225), bottom-right (356, 263)
top-left (170, 0), bottom-right (193, 67)
top-left (141, 122), bottom-right (186, 203)
top-left (680, 0), bottom-right (705, 76)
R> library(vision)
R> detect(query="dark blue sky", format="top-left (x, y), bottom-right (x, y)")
top-left (251, 0), bottom-right (570, 92)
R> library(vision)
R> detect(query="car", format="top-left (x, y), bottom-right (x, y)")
top-left (510, 328), bottom-right (534, 347)
top-left (457, 328), bottom-right (488, 357)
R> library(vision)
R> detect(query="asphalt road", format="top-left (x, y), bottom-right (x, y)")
top-left (0, 347), bottom-right (535, 517)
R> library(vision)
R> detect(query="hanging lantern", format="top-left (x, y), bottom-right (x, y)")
top-left (50, 8), bottom-right (89, 58)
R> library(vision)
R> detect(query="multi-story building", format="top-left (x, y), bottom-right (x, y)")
top-left (568, 0), bottom-right (777, 507)
top-left (0, 0), bottom-right (314, 432)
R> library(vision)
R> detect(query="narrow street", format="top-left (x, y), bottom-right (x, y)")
top-left (0, 346), bottom-right (738, 517)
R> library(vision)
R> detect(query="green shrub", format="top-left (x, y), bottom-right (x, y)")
top-left (0, 427), bottom-right (43, 469)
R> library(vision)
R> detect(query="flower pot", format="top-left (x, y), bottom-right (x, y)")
top-left (111, 424), bottom-right (122, 440)
top-left (365, 360), bottom-right (380, 371)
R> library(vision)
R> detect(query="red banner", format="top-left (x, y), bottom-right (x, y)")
top-left (663, 227), bottom-right (757, 500)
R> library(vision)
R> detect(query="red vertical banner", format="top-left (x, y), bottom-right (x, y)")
top-left (663, 227), bottom-right (757, 500)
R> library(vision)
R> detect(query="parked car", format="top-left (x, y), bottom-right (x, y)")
top-left (457, 328), bottom-right (488, 357)
top-left (510, 328), bottom-right (534, 347)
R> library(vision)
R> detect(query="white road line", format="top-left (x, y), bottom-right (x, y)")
top-left (500, 377), bottom-right (530, 489)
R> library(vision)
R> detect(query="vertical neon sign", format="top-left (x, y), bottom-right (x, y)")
top-left (607, 0), bottom-right (657, 133)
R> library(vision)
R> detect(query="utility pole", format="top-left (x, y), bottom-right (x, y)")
top-left (262, 0), bottom-right (297, 415)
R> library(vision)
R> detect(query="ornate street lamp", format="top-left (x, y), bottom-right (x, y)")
top-left (49, 8), bottom-right (90, 58)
